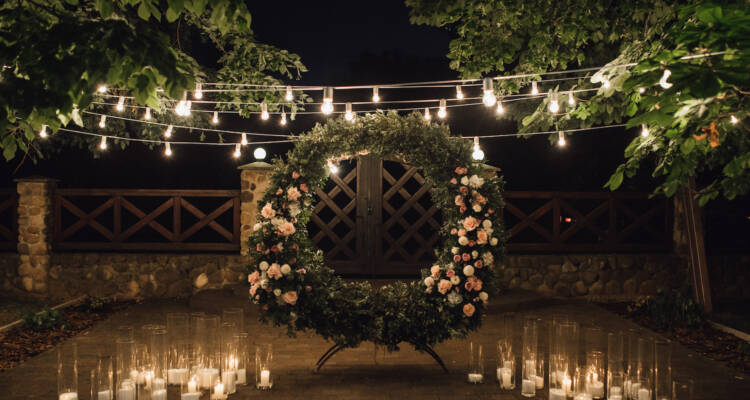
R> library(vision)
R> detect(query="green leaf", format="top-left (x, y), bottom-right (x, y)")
top-left (680, 138), bottom-right (695, 155)
top-left (95, 0), bottom-right (114, 18)
top-left (138, 2), bottom-right (151, 20)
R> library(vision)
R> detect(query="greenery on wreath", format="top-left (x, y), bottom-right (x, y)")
top-left (246, 112), bottom-right (506, 351)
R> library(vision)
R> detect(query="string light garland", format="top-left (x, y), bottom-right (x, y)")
top-left (96, 85), bottom-right (107, 93)
top-left (280, 112), bottom-right (287, 126)
top-left (194, 83), bottom-right (203, 99)
top-left (144, 107), bottom-right (152, 120)
top-left (164, 124), bottom-right (173, 138)
top-left (39, 125), bottom-right (48, 138)
top-left (658, 69), bottom-right (673, 89)
top-left (438, 99), bottom-right (447, 119)
top-left (641, 124), bottom-right (650, 137)
top-left (321, 87), bottom-right (334, 115)
top-left (471, 136), bottom-right (484, 160)
top-left (482, 78), bottom-right (496, 107)
top-left (116, 96), bottom-right (125, 112)
top-left (548, 92), bottom-right (559, 113)
top-left (372, 87), bottom-right (380, 102)
top-left (233, 143), bottom-right (241, 158)
top-left (730, 115), bottom-right (738, 124)
top-left (327, 160), bottom-right (339, 174)
top-left (254, 147), bottom-right (267, 160)
top-left (98, 115), bottom-right (106, 128)
top-left (557, 131), bottom-right (566, 147)
top-left (423, 107), bottom-right (431, 121)
top-left (456, 85), bottom-right (464, 100)
top-left (260, 101), bottom-right (269, 120)
top-left (164, 142), bottom-right (172, 156)
top-left (345, 103), bottom-right (354, 121)
top-left (99, 136), bottom-right (107, 150)
top-left (285, 86), bottom-right (294, 102)
top-left (241, 133), bottom-right (248, 146)
top-left (531, 81), bottom-right (539, 95)
top-left (567, 92), bottom-right (576, 106)
top-left (212, 111), bottom-right (219, 124)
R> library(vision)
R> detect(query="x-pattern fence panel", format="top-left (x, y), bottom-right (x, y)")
top-left (502, 191), bottom-right (672, 252)
top-left (53, 189), bottom-right (240, 251)
top-left (0, 189), bottom-right (18, 250)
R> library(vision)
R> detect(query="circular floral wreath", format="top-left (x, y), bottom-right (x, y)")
top-left (246, 112), bottom-right (506, 351)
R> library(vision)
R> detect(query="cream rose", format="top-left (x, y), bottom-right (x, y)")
top-left (479, 291), bottom-right (489, 302)
top-left (280, 264), bottom-right (291, 275)
top-left (259, 261), bottom-right (269, 271)
top-left (451, 247), bottom-right (459, 255)
top-left (287, 187), bottom-right (302, 201)
top-left (277, 221), bottom-right (296, 237)
top-left (261, 202), bottom-right (276, 219)
top-left (460, 176), bottom-right (469, 185)
top-left (437, 279), bottom-right (452, 294)
top-left (472, 204), bottom-right (482, 212)
top-left (282, 291), bottom-right (298, 305)
top-left (490, 237), bottom-right (499, 246)
top-left (424, 276), bottom-right (435, 287)
top-left (450, 275), bottom-right (461, 285)
top-left (458, 236), bottom-right (469, 246)
top-left (463, 216), bottom-right (479, 231)
top-left (253, 223), bottom-right (263, 231)
top-left (463, 265), bottom-right (475, 277)
top-left (273, 289), bottom-right (281, 297)
top-left (482, 219), bottom-right (492, 229)
top-left (468, 175), bottom-right (484, 188)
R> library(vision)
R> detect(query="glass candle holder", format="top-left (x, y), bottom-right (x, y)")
top-left (467, 341), bottom-right (484, 384)
top-left (497, 313), bottom-right (515, 390)
top-left (180, 374), bottom-right (201, 400)
top-left (608, 332), bottom-right (626, 400)
top-left (549, 314), bottom-right (569, 396)
top-left (115, 339), bottom-right (136, 400)
top-left (521, 317), bottom-right (537, 397)
top-left (166, 313), bottom-right (190, 386)
top-left (586, 351), bottom-right (605, 399)
top-left (91, 355), bottom-right (113, 400)
top-left (57, 342), bottom-right (78, 400)
top-left (211, 378), bottom-right (227, 400)
top-left (189, 312), bottom-right (206, 374)
top-left (234, 333), bottom-right (248, 386)
top-left (222, 307), bottom-right (244, 334)
top-left (625, 329), bottom-right (640, 400)
top-left (635, 337), bottom-right (654, 400)
top-left (671, 379), bottom-right (693, 400)
top-left (255, 344), bottom-right (273, 390)
top-left (574, 367), bottom-right (593, 400)
top-left (654, 340), bottom-right (671, 400)
top-left (554, 321), bottom-right (578, 399)
top-left (221, 330), bottom-right (238, 394)
top-left (195, 315), bottom-right (220, 389)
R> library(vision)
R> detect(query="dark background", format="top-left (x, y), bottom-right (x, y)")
top-left (1, 0), bottom-right (747, 249)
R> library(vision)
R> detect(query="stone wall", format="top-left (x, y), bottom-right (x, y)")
top-left (498, 253), bottom-right (687, 298)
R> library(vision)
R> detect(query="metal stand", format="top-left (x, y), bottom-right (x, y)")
top-left (314, 342), bottom-right (449, 373)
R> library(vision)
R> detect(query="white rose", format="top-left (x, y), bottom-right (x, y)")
top-left (482, 252), bottom-right (494, 266)
top-left (451, 247), bottom-right (459, 255)
top-left (273, 289), bottom-right (281, 297)
top-left (280, 264), bottom-right (291, 275)
top-left (447, 291), bottom-right (463, 305)
top-left (471, 250), bottom-right (479, 258)
top-left (472, 204), bottom-right (482, 212)
top-left (260, 279), bottom-right (268, 289)
top-left (424, 277), bottom-right (435, 287)
top-left (460, 176), bottom-right (469, 185)
top-left (482, 220), bottom-right (492, 229)
top-left (450, 275), bottom-right (461, 285)
top-left (463, 265), bottom-right (475, 277)
top-left (490, 237), bottom-right (499, 246)
top-left (468, 175), bottom-right (484, 188)
top-left (253, 223), bottom-right (263, 232)
top-left (276, 242), bottom-right (284, 251)
top-left (288, 202), bottom-right (301, 217)
top-left (458, 236), bottom-right (469, 246)
top-left (259, 261), bottom-right (269, 271)
top-left (479, 292), bottom-right (488, 302)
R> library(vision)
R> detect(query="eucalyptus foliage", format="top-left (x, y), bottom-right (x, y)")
top-left (0, 0), bottom-right (307, 161)
top-left (407, 1), bottom-right (749, 204)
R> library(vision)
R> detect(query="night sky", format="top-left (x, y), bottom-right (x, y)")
top-left (0, 1), bottom-right (746, 249)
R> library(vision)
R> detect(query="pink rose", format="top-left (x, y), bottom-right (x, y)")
top-left (426, 287), bottom-right (433, 294)
top-left (450, 178), bottom-right (458, 184)
top-left (462, 253), bottom-right (471, 262)
top-left (473, 277), bottom-right (483, 291)
top-left (450, 228), bottom-right (458, 235)
top-left (281, 291), bottom-right (298, 305)
top-left (261, 202), bottom-right (276, 219)
top-left (464, 280), bottom-right (474, 292)
top-left (476, 230), bottom-right (488, 244)
top-left (463, 303), bottom-right (476, 317)
top-left (454, 195), bottom-right (464, 206)
top-left (488, 209), bottom-right (494, 214)
top-left (248, 271), bottom-right (260, 284)
top-left (256, 243), bottom-right (263, 252)
top-left (460, 205), bottom-right (467, 214)
top-left (276, 188), bottom-right (283, 195)
top-left (463, 217), bottom-right (479, 231)
top-left (292, 171), bottom-right (300, 179)
top-left (305, 285), bottom-right (312, 292)
top-left (300, 183), bottom-right (309, 193)
top-left (437, 279), bottom-right (452, 294)
top-left (267, 263), bottom-right (282, 280)
top-left (455, 167), bottom-right (467, 175)
top-left (277, 221), bottom-right (296, 237)
top-left (270, 245), bottom-right (280, 253)
top-left (430, 265), bottom-right (441, 277)
top-left (287, 187), bottom-right (302, 201)
top-left (469, 240), bottom-right (476, 247)
top-left (296, 268), bottom-right (306, 274)
top-left (460, 186), bottom-right (469, 195)
top-left (458, 229), bottom-right (467, 237)
top-left (474, 260), bottom-right (483, 268)
top-left (453, 254), bottom-right (461, 262)
top-left (446, 269), bottom-right (455, 278)
top-left (249, 283), bottom-right (260, 296)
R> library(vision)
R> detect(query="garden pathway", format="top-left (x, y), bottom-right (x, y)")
top-left (0, 286), bottom-right (747, 399)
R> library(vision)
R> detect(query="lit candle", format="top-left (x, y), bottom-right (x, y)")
top-left (236, 368), bottom-right (246, 384)
top-left (624, 380), bottom-right (632, 397)
top-left (588, 380), bottom-right (604, 398)
top-left (259, 369), bottom-right (271, 388)
top-left (574, 394), bottom-right (593, 400)
top-left (610, 386), bottom-right (623, 395)
top-left (609, 396), bottom-right (623, 400)
top-left (153, 378), bottom-right (165, 391)
top-left (222, 370), bottom-right (236, 394)
top-left (96, 389), bottom-right (111, 400)
top-left (562, 376), bottom-right (572, 394)
top-left (211, 382), bottom-right (226, 400)
top-left (468, 373), bottom-right (483, 383)
top-left (497, 367), bottom-right (512, 389)
top-left (168, 368), bottom-right (189, 385)
top-left (549, 388), bottom-right (566, 400)
top-left (522, 378), bottom-right (535, 394)
top-left (197, 368), bottom-right (219, 389)
top-left (59, 393), bottom-right (78, 400)
top-left (187, 378), bottom-right (198, 393)
top-left (181, 393), bottom-right (200, 400)
top-left (116, 386), bottom-right (135, 400)
top-left (535, 374), bottom-right (544, 389)
top-left (638, 388), bottom-right (651, 400)
top-left (631, 382), bottom-right (642, 398)
top-left (151, 389), bottom-right (167, 400)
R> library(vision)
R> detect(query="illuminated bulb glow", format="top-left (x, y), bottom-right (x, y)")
top-left (280, 112), bottom-right (287, 126)
top-left (641, 124), bottom-right (649, 137)
top-left (96, 85), bottom-right (107, 93)
top-left (327, 160), bottom-right (339, 174)
top-left (638, 87), bottom-right (646, 94)
top-left (557, 131), bottom-right (566, 147)
top-left (344, 103), bottom-right (354, 121)
top-left (531, 81), bottom-right (539, 95)
top-left (253, 147), bottom-right (266, 160)
top-left (116, 96), bottom-right (125, 112)
top-left (496, 101), bottom-right (504, 115)
top-left (372, 87), bottom-right (380, 102)
top-left (241, 133), bottom-right (248, 146)
top-left (164, 125), bottom-right (173, 138)
top-left (568, 92), bottom-right (576, 106)
top-left (285, 86), bottom-right (294, 102)
top-left (194, 83), bottom-right (203, 99)
top-left (260, 101), bottom-right (269, 120)
top-left (175, 93), bottom-right (190, 116)
top-left (99, 136), bottom-right (107, 150)
top-left (321, 87), bottom-right (334, 115)
top-left (212, 111), bottom-right (219, 124)
top-left (456, 85), bottom-right (464, 100)
top-left (164, 142), bottom-right (172, 157)
top-left (437, 99), bottom-right (447, 119)
top-left (98, 115), bottom-right (106, 128)
top-left (471, 136), bottom-right (484, 160)
top-left (602, 78), bottom-right (611, 89)
top-left (659, 69), bottom-right (673, 89)
top-left (233, 143), bottom-right (241, 158)
top-left (482, 77), bottom-right (496, 107)
top-left (185, 100), bottom-right (191, 116)
top-left (39, 125), bottom-right (48, 138)
top-left (144, 107), bottom-right (151, 120)
top-left (424, 107), bottom-right (431, 121)
top-left (549, 93), bottom-right (559, 113)
top-left (730, 115), bottom-right (738, 124)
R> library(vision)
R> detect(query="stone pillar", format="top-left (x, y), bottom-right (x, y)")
top-left (238, 162), bottom-right (274, 255)
top-left (14, 177), bottom-right (57, 294)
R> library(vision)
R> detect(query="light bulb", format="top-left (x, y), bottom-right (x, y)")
top-left (641, 124), bottom-right (649, 137)
top-left (253, 147), bottom-right (266, 160)
top-left (164, 142), bottom-right (172, 157)
top-left (638, 87), bottom-right (646, 94)
top-left (116, 96), bottom-right (125, 112)
top-left (212, 111), bottom-right (219, 124)
top-left (285, 86), bottom-right (293, 102)
top-left (144, 107), bottom-right (151, 120)
top-left (96, 85), bottom-right (107, 93)
top-left (175, 94), bottom-right (188, 116)
top-left (241, 133), bottom-right (248, 146)
top-left (482, 77), bottom-right (496, 107)
top-left (39, 125), bottom-right (47, 138)
top-left (164, 124), bottom-right (173, 138)
top-left (98, 115), bottom-right (106, 128)
top-left (233, 143), bottom-right (241, 158)
top-left (659, 69), bottom-right (673, 89)
top-left (568, 92), bottom-right (576, 106)
top-left (496, 101), bottom-right (504, 115)
top-left (456, 85), bottom-right (464, 100)
top-left (472, 136), bottom-right (484, 160)
top-left (260, 101), bottom-right (269, 120)
top-left (321, 87), bottom-right (334, 115)
top-left (602, 78), bottom-right (611, 89)
top-left (327, 160), bottom-right (339, 174)
top-left (531, 81), bottom-right (539, 95)
top-left (185, 100), bottom-right (191, 116)
top-left (549, 93), bottom-right (559, 113)
top-left (344, 103), bottom-right (354, 121)
top-left (372, 87), bottom-right (380, 102)
top-left (730, 115), bottom-right (738, 124)
top-left (99, 136), bottom-right (108, 150)
top-left (557, 131), bottom-right (566, 147)
top-left (424, 107), bottom-right (431, 121)
top-left (280, 112), bottom-right (287, 126)
top-left (194, 83), bottom-right (203, 99)
top-left (437, 99), bottom-right (447, 119)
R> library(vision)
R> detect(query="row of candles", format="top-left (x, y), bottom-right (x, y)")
top-left (57, 308), bottom-right (275, 399)
top-left (465, 314), bottom-right (694, 400)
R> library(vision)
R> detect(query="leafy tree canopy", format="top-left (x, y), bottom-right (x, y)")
top-left (407, 0), bottom-right (749, 204)
top-left (0, 0), bottom-right (308, 162)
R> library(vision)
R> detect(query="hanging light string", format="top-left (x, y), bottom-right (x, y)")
top-left (460, 124), bottom-right (627, 140)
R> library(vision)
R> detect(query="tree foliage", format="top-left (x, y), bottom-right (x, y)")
top-left (0, 0), bottom-right (307, 162)
top-left (407, 0), bottom-right (749, 204)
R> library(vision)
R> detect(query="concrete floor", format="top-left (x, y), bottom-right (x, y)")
top-left (0, 288), bottom-right (747, 399)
